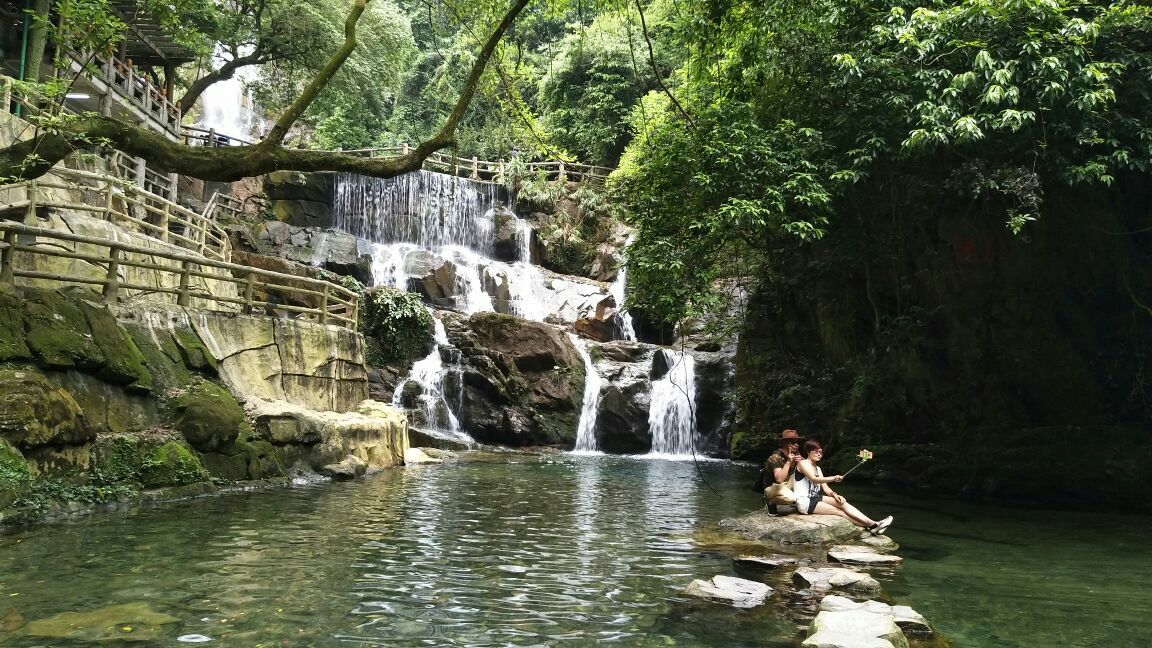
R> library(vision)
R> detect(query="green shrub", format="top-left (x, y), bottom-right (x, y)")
top-left (360, 288), bottom-right (434, 366)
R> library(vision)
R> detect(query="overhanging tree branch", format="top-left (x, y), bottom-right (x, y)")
top-left (2, 0), bottom-right (536, 183)
top-left (263, 0), bottom-right (369, 145)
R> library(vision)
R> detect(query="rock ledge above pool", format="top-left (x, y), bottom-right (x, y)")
top-left (718, 509), bottom-right (865, 544)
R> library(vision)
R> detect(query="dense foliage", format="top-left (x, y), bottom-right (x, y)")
top-left (614, 0), bottom-right (1152, 323)
top-left (360, 288), bottom-right (435, 366)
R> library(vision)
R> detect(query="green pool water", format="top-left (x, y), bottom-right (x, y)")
top-left (0, 454), bottom-right (1148, 646)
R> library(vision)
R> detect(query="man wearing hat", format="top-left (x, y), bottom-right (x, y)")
top-left (760, 429), bottom-right (804, 515)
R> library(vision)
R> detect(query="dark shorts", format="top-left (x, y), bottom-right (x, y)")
top-left (804, 497), bottom-right (820, 514)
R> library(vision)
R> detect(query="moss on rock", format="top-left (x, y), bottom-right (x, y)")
top-left (21, 289), bottom-right (105, 371)
top-left (172, 328), bottom-right (218, 374)
top-left (170, 379), bottom-right (250, 452)
top-left (76, 299), bottom-right (152, 391)
top-left (0, 438), bottom-right (31, 511)
top-left (139, 441), bottom-right (210, 488)
top-left (122, 325), bottom-right (193, 395)
top-left (0, 368), bottom-right (93, 448)
top-left (0, 291), bottom-right (31, 362)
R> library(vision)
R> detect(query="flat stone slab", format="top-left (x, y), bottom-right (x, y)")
top-left (734, 554), bottom-right (799, 569)
top-left (858, 534), bottom-right (900, 552)
top-left (828, 546), bottom-right (904, 565)
top-left (683, 575), bottom-right (773, 608)
top-left (821, 595), bottom-right (933, 637)
top-left (793, 567), bottom-right (881, 593)
top-left (803, 597), bottom-right (910, 648)
top-left (719, 510), bottom-right (863, 545)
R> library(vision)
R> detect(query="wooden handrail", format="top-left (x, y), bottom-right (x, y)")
top-left (0, 167), bottom-right (230, 262)
top-left (0, 221), bottom-right (359, 330)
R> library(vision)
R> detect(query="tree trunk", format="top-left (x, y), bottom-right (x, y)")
top-left (24, 0), bottom-right (52, 83)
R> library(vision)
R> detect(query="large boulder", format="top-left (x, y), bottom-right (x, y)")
top-left (0, 291), bottom-right (31, 362)
top-left (0, 369), bottom-right (93, 449)
top-left (251, 221), bottom-right (371, 284)
top-left (692, 347), bottom-right (737, 455)
top-left (718, 510), bottom-right (865, 545)
top-left (170, 379), bottom-right (249, 452)
top-left (491, 207), bottom-right (523, 262)
top-left (444, 312), bottom-right (585, 446)
top-left (592, 341), bottom-right (655, 453)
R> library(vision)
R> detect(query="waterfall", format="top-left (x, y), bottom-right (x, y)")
top-left (647, 350), bottom-right (697, 456)
top-left (392, 316), bottom-right (469, 441)
top-left (609, 263), bottom-right (637, 342)
top-left (518, 219), bottom-right (533, 263)
top-left (568, 333), bottom-right (603, 453)
top-left (197, 44), bottom-right (263, 142)
top-left (333, 171), bottom-right (501, 254)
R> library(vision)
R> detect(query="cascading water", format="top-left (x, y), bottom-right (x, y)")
top-left (392, 316), bottom-right (471, 445)
top-left (609, 263), bottom-right (637, 342)
top-left (334, 171), bottom-right (501, 253)
top-left (568, 333), bottom-right (603, 453)
top-left (197, 44), bottom-right (264, 142)
top-left (647, 349), bottom-right (697, 456)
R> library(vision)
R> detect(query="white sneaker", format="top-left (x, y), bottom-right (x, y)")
top-left (873, 515), bottom-right (893, 535)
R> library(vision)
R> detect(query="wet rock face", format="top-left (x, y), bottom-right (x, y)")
top-left (264, 171), bottom-right (334, 229)
top-left (0, 369), bottom-right (93, 449)
top-left (249, 221), bottom-right (373, 285)
top-left (592, 342), bottom-right (655, 453)
top-left (491, 207), bottom-right (523, 263)
top-left (443, 312), bottom-right (584, 447)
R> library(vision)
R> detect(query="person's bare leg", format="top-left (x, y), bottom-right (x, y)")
top-left (812, 498), bottom-right (874, 528)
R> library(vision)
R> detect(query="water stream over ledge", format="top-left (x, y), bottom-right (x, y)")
top-left (1, 457), bottom-right (1150, 646)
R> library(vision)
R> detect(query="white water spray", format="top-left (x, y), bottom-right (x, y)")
top-left (647, 350), bottom-right (697, 456)
top-left (568, 333), bottom-right (603, 453)
top-left (197, 45), bottom-right (264, 142)
top-left (393, 316), bottom-right (466, 439)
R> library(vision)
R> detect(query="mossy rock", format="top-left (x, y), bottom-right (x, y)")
top-left (0, 438), bottom-right (31, 511)
top-left (139, 441), bottom-right (209, 488)
top-left (170, 380), bottom-right (249, 452)
top-left (243, 440), bottom-right (284, 479)
top-left (0, 368), bottom-right (93, 448)
top-left (0, 291), bottom-right (31, 362)
top-left (21, 289), bottom-right (105, 371)
top-left (123, 324), bottom-right (193, 395)
top-left (172, 328), bottom-right (218, 374)
top-left (76, 299), bottom-right (152, 391)
top-left (90, 436), bottom-right (146, 484)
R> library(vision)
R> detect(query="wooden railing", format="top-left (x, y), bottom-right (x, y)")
top-left (0, 168), bottom-right (230, 262)
top-left (202, 191), bottom-right (244, 222)
top-left (341, 146), bottom-right (613, 185)
top-left (70, 48), bottom-right (181, 134)
top-left (181, 125), bottom-right (255, 148)
top-left (0, 221), bottom-right (359, 330)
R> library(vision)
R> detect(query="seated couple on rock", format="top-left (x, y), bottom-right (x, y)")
top-left (759, 429), bottom-right (893, 535)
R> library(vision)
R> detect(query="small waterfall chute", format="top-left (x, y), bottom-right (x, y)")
top-left (392, 315), bottom-right (474, 446)
top-left (647, 349), bottom-right (697, 457)
top-left (568, 333), bottom-right (603, 454)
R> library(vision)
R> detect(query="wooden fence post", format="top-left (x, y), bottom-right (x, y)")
top-left (244, 271), bottom-right (256, 313)
top-left (158, 202), bottom-right (170, 242)
top-left (177, 259), bottom-right (192, 306)
top-left (471, 157), bottom-right (479, 179)
top-left (0, 230), bottom-right (15, 285)
top-left (102, 245), bottom-right (121, 302)
top-left (134, 157), bottom-right (146, 187)
top-left (24, 179), bottom-right (38, 225)
top-left (349, 295), bottom-right (358, 331)
top-left (319, 284), bottom-right (330, 324)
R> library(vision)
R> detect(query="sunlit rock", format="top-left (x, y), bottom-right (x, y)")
top-left (828, 546), bottom-right (904, 566)
top-left (802, 595), bottom-right (914, 648)
top-left (819, 596), bottom-right (933, 638)
top-left (683, 575), bottom-right (773, 608)
top-left (719, 509), bottom-right (863, 545)
top-left (793, 567), bottom-right (881, 594)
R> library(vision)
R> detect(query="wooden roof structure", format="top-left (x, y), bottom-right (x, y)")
top-left (108, 0), bottom-right (197, 66)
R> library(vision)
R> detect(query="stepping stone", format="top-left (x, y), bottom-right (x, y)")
top-left (793, 567), bottom-right (881, 593)
top-left (734, 554), bottom-right (799, 569)
top-left (803, 596), bottom-right (910, 648)
top-left (820, 595), bottom-right (933, 638)
top-left (683, 575), bottom-right (773, 608)
top-left (858, 534), bottom-right (900, 552)
top-left (828, 546), bottom-right (904, 565)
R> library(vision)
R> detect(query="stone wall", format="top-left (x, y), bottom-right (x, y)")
top-left (0, 287), bottom-right (407, 526)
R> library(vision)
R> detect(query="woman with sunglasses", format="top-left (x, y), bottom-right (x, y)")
top-left (795, 439), bottom-right (893, 534)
